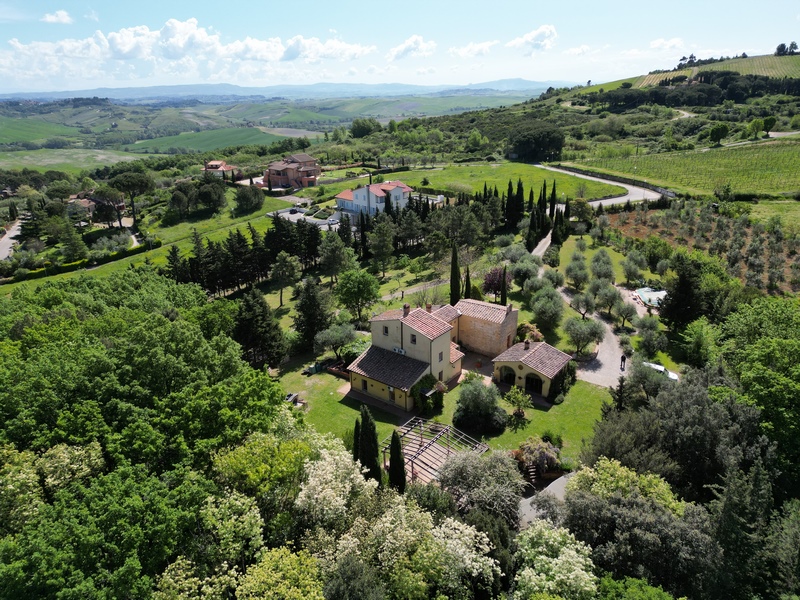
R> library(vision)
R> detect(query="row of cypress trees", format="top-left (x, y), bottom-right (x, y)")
top-left (353, 405), bottom-right (406, 493)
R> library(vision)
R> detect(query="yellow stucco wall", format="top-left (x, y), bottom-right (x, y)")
top-left (371, 320), bottom-right (402, 352)
top-left (493, 361), bottom-right (553, 397)
top-left (350, 373), bottom-right (414, 411)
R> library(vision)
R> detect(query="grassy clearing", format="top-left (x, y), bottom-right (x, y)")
top-left (570, 139), bottom-right (800, 196)
top-left (0, 149), bottom-right (146, 174)
top-left (395, 163), bottom-right (624, 200)
top-left (751, 200), bottom-right (800, 230)
top-left (278, 356), bottom-right (400, 443)
top-left (439, 380), bottom-right (608, 464)
top-left (556, 235), bottom-right (660, 286)
top-left (125, 128), bottom-right (285, 153)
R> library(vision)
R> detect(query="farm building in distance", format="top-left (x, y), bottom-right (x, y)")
top-left (265, 153), bottom-right (321, 189)
top-left (335, 180), bottom-right (414, 216)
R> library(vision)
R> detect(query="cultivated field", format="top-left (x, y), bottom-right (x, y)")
top-left (125, 127), bottom-right (286, 152)
top-left (0, 116), bottom-right (78, 143)
top-left (570, 139), bottom-right (800, 195)
top-left (0, 148), bottom-right (145, 174)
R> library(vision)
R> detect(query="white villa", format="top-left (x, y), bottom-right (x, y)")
top-left (335, 180), bottom-right (414, 216)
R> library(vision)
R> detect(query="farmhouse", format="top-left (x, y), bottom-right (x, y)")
top-left (492, 339), bottom-right (573, 397)
top-left (265, 153), bottom-right (321, 189)
top-left (202, 160), bottom-right (237, 178)
top-left (335, 180), bottom-right (414, 216)
top-left (348, 298), bottom-right (520, 411)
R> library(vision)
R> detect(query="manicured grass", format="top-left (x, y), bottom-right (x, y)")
top-left (570, 139), bottom-right (800, 196)
top-left (278, 355), bottom-right (401, 443)
top-left (396, 163), bottom-right (624, 200)
top-left (125, 128), bottom-right (285, 153)
top-left (439, 380), bottom-right (608, 464)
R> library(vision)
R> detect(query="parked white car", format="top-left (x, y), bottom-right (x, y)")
top-left (642, 361), bottom-right (679, 381)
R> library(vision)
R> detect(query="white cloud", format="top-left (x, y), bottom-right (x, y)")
top-left (386, 35), bottom-right (436, 61)
top-left (41, 10), bottom-right (73, 24)
top-left (506, 25), bottom-right (557, 54)
top-left (281, 35), bottom-right (375, 62)
top-left (448, 40), bottom-right (498, 59)
top-left (85, 9), bottom-right (99, 22)
top-left (0, 18), bottom-right (378, 90)
top-left (565, 45), bottom-right (590, 56)
top-left (417, 66), bottom-right (436, 75)
top-left (650, 37), bottom-right (684, 51)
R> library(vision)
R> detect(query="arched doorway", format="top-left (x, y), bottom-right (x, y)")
top-left (499, 365), bottom-right (516, 385)
top-left (525, 373), bottom-right (543, 395)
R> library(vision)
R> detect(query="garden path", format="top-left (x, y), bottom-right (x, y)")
top-left (0, 220), bottom-right (21, 260)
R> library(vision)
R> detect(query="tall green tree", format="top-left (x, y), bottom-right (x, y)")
top-left (500, 265), bottom-right (508, 306)
top-left (464, 265), bottom-right (472, 300)
top-left (353, 418), bottom-right (361, 462)
top-left (388, 430), bottom-right (406, 493)
top-left (367, 215), bottom-right (395, 277)
top-left (450, 243), bottom-right (461, 306)
top-left (234, 288), bottom-right (287, 368)
top-left (336, 269), bottom-right (380, 322)
top-left (293, 278), bottom-right (332, 350)
top-left (358, 405), bottom-right (381, 486)
top-left (272, 251), bottom-right (301, 307)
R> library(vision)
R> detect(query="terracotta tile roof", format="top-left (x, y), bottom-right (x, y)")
top-left (450, 342), bottom-right (465, 365)
top-left (432, 304), bottom-right (460, 323)
top-left (336, 189), bottom-right (354, 200)
top-left (401, 308), bottom-right (452, 340)
top-left (454, 299), bottom-right (513, 324)
top-left (348, 346), bottom-right (429, 391)
top-left (379, 180), bottom-right (414, 193)
top-left (492, 342), bottom-right (573, 379)
top-left (367, 184), bottom-right (388, 197)
top-left (288, 153), bottom-right (316, 163)
top-left (371, 308), bottom-right (405, 321)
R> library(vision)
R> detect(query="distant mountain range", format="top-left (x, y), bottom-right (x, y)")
top-left (0, 79), bottom-right (575, 102)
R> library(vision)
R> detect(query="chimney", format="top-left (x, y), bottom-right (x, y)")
top-left (426, 303), bottom-right (432, 313)
top-left (524, 339), bottom-right (530, 350)
top-left (403, 303), bottom-right (411, 317)
top-left (507, 303), bottom-right (513, 314)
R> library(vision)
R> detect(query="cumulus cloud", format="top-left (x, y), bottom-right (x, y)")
top-left (281, 35), bottom-right (375, 62)
top-left (650, 37), bottom-right (684, 50)
top-left (448, 40), bottom-right (498, 59)
top-left (41, 10), bottom-right (73, 24)
top-left (0, 18), bottom-right (377, 90)
top-left (565, 45), bottom-right (590, 56)
top-left (386, 35), bottom-right (436, 61)
top-left (506, 25), bottom-right (557, 54)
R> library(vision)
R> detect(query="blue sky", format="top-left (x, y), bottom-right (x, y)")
top-left (1, 1), bottom-right (798, 92)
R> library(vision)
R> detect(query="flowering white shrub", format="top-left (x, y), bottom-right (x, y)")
top-left (296, 442), bottom-right (377, 529)
top-left (513, 519), bottom-right (597, 600)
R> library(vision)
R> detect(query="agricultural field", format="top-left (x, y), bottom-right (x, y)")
top-left (569, 139), bottom-right (800, 195)
top-left (0, 116), bottom-right (79, 143)
top-left (124, 127), bottom-right (286, 153)
top-left (698, 54), bottom-right (800, 78)
top-left (0, 148), bottom-right (145, 174)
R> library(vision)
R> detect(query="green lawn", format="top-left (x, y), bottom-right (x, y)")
top-left (751, 200), bottom-right (800, 230)
top-left (278, 355), bottom-right (401, 443)
top-left (439, 380), bottom-right (608, 465)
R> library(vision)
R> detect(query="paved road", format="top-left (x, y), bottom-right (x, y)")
top-left (538, 164), bottom-right (662, 206)
top-left (0, 220), bottom-right (21, 260)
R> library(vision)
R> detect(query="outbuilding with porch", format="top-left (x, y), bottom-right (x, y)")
top-left (492, 340), bottom-right (573, 398)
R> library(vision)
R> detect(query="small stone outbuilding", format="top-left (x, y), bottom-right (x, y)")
top-left (493, 340), bottom-right (573, 397)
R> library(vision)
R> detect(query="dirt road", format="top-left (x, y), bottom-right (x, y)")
top-left (0, 220), bottom-right (21, 260)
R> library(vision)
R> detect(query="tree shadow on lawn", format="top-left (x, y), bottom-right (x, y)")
top-left (337, 393), bottom-right (406, 429)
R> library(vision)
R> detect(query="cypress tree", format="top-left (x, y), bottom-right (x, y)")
top-left (464, 265), bottom-right (471, 300)
top-left (549, 180), bottom-right (557, 219)
top-left (538, 181), bottom-right (548, 215)
top-left (483, 182), bottom-right (488, 200)
top-left (450, 243), bottom-right (461, 306)
top-left (527, 188), bottom-right (534, 212)
top-left (388, 430), bottom-right (406, 493)
top-left (358, 405), bottom-right (381, 485)
top-left (564, 199), bottom-right (571, 223)
top-left (500, 265), bottom-right (508, 306)
top-left (8, 201), bottom-right (18, 221)
top-left (353, 418), bottom-right (361, 462)
top-left (493, 185), bottom-right (499, 199)
top-left (525, 211), bottom-right (537, 251)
